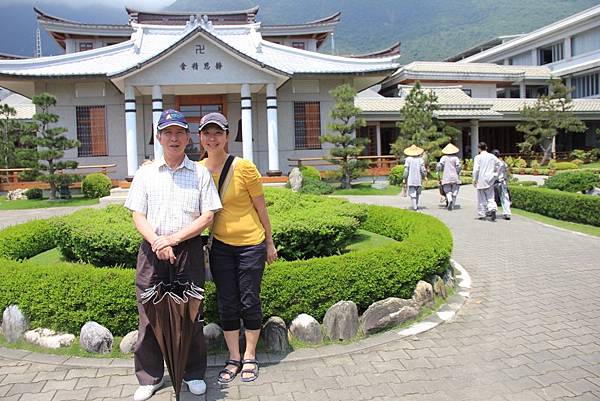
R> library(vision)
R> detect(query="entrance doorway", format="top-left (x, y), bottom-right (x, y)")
top-left (176, 95), bottom-right (228, 160)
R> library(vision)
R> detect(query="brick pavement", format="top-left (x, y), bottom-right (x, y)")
top-left (1, 186), bottom-right (600, 400)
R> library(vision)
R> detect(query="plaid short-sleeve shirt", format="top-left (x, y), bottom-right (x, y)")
top-left (125, 156), bottom-right (222, 236)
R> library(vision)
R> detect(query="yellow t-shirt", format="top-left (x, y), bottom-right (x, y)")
top-left (199, 158), bottom-right (265, 246)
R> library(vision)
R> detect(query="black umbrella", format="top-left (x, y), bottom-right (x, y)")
top-left (140, 267), bottom-right (204, 401)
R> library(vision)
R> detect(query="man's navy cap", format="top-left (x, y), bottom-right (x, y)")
top-left (157, 109), bottom-right (189, 130)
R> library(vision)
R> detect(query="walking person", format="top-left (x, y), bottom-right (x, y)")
top-left (403, 144), bottom-right (427, 211)
top-left (125, 109), bottom-right (222, 401)
top-left (492, 149), bottom-right (512, 220)
top-left (437, 143), bottom-right (462, 211)
top-left (198, 112), bottom-right (278, 385)
top-left (473, 142), bottom-right (500, 221)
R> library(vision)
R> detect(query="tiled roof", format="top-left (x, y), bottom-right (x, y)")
top-left (481, 98), bottom-right (600, 113)
top-left (0, 94), bottom-right (35, 119)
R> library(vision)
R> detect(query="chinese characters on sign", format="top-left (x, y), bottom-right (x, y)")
top-left (180, 61), bottom-right (224, 71)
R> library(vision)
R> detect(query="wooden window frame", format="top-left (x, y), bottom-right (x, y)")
top-left (76, 105), bottom-right (107, 157)
top-left (294, 101), bottom-right (321, 150)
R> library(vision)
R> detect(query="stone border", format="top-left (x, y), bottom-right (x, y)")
top-left (0, 259), bottom-right (471, 369)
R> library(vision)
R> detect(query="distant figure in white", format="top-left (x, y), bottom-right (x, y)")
top-left (403, 144), bottom-right (427, 211)
top-left (436, 143), bottom-right (462, 211)
top-left (492, 149), bottom-right (512, 220)
top-left (473, 142), bottom-right (500, 221)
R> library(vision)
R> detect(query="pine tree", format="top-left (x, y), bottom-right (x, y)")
top-left (22, 93), bottom-right (80, 200)
top-left (517, 78), bottom-right (587, 165)
top-left (321, 84), bottom-right (367, 189)
top-left (0, 104), bottom-right (18, 169)
top-left (391, 82), bottom-right (460, 163)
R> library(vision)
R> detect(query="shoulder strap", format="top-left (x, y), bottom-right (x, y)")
top-left (207, 155), bottom-right (237, 240)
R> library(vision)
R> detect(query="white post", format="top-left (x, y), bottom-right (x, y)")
top-left (375, 121), bottom-right (382, 156)
top-left (125, 86), bottom-right (138, 177)
top-left (519, 81), bottom-right (527, 98)
top-left (152, 85), bottom-right (163, 160)
top-left (470, 120), bottom-right (479, 160)
top-left (564, 37), bottom-right (572, 60)
top-left (241, 84), bottom-right (253, 162)
top-left (266, 83), bottom-right (280, 175)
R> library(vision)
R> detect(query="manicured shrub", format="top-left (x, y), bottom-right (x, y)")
top-left (299, 166), bottom-right (321, 181)
top-left (510, 185), bottom-right (600, 226)
top-left (515, 180), bottom-right (538, 186)
top-left (81, 173), bottom-right (112, 198)
top-left (0, 219), bottom-right (57, 260)
top-left (388, 165), bottom-right (405, 186)
top-left (23, 188), bottom-right (43, 200)
top-left (553, 162), bottom-right (578, 170)
top-left (544, 170), bottom-right (600, 193)
top-left (571, 159), bottom-right (584, 167)
top-left (299, 177), bottom-right (334, 195)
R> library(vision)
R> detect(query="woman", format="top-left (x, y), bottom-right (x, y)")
top-left (198, 112), bottom-right (277, 385)
top-left (437, 143), bottom-right (462, 211)
top-left (403, 144), bottom-right (427, 211)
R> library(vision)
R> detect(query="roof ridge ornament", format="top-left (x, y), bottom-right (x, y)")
top-left (199, 15), bottom-right (214, 32)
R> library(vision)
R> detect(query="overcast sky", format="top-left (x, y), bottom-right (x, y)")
top-left (4, 0), bottom-right (175, 10)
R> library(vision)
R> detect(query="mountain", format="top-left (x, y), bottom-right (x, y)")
top-left (168, 0), bottom-right (600, 62)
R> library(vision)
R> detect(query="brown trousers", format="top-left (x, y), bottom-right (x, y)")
top-left (134, 236), bottom-right (206, 385)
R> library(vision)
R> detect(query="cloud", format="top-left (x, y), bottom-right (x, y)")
top-left (4, 0), bottom-right (175, 10)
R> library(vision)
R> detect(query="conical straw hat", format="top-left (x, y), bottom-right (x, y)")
top-left (403, 144), bottom-right (424, 156)
top-left (442, 143), bottom-right (460, 155)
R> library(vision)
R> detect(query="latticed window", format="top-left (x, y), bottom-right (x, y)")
top-left (76, 106), bottom-right (107, 157)
top-left (294, 101), bottom-right (321, 150)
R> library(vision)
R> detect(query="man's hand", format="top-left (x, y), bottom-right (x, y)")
top-left (152, 235), bottom-right (178, 253)
top-left (156, 246), bottom-right (176, 264)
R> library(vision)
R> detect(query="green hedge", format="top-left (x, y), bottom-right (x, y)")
top-left (388, 165), bottom-right (405, 186)
top-left (510, 185), bottom-right (600, 226)
top-left (82, 173), bottom-right (112, 198)
top-left (298, 177), bottom-right (334, 195)
top-left (553, 162), bottom-right (579, 171)
top-left (544, 170), bottom-right (600, 193)
top-left (299, 166), bottom-right (321, 181)
top-left (0, 202), bottom-right (452, 334)
top-left (0, 219), bottom-right (57, 260)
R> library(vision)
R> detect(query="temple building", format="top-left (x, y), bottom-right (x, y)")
top-left (0, 6), bottom-right (400, 178)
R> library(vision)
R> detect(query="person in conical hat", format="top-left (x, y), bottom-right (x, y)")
top-left (437, 143), bottom-right (462, 211)
top-left (402, 144), bottom-right (426, 211)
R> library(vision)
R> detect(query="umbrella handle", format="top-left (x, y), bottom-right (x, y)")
top-left (169, 260), bottom-right (176, 286)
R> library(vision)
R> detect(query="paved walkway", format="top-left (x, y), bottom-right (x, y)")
top-left (1, 186), bottom-right (600, 400)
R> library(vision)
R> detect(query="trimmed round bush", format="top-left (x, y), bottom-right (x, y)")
top-left (544, 170), bottom-right (600, 193)
top-left (0, 218), bottom-right (57, 260)
top-left (510, 185), bottom-right (600, 226)
top-left (515, 180), bottom-right (538, 187)
top-left (23, 188), bottom-right (43, 200)
top-left (81, 173), bottom-right (112, 198)
top-left (553, 162), bottom-right (578, 171)
top-left (388, 165), bottom-right (405, 186)
top-left (299, 177), bottom-right (334, 195)
top-left (299, 166), bottom-right (321, 181)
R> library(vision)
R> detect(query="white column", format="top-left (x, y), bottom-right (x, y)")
top-left (470, 120), bottom-right (479, 160)
top-left (241, 84), bottom-right (253, 162)
top-left (531, 49), bottom-right (538, 65)
top-left (152, 85), bottom-right (163, 160)
top-left (456, 130), bottom-right (464, 159)
top-left (124, 86), bottom-right (138, 177)
top-left (564, 37), bottom-right (572, 60)
top-left (266, 83), bottom-right (280, 175)
top-left (552, 136), bottom-right (557, 159)
top-left (375, 122), bottom-right (382, 156)
top-left (519, 81), bottom-right (527, 98)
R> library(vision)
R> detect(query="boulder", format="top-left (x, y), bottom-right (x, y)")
top-left (371, 181), bottom-right (389, 190)
top-left (2, 305), bottom-right (29, 343)
top-left (443, 269), bottom-right (456, 289)
top-left (432, 275), bottom-right (447, 299)
top-left (6, 189), bottom-right (27, 201)
top-left (585, 187), bottom-right (600, 196)
top-left (361, 298), bottom-right (419, 335)
top-left (261, 316), bottom-right (289, 353)
top-left (79, 321), bottom-right (113, 354)
top-left (24, 328), bottom-right (74, 349)
top-left (289, 314), bottom-right (322, 344)
top-left (323, 301), bottom-right (358, 341)
top-left (413, 280), bottom-right (434, 308)
top-left (288, 168), bottom-right (303, 192)
top-left (119, 330), bottom-right (138, 354)
top-left (203, 323), bottom-right (224, 351)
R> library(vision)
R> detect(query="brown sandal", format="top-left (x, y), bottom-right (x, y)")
top-left (217, 359), bottom-right (242, 384)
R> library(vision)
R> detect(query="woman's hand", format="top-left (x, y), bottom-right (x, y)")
top-left (266, 241), bottom-right (278, 264)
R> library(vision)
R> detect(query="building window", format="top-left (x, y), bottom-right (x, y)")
top-left (76, 106), bottom-right (107, 157)
top-left (294, 101), bottom-right (321, 150)
top-left (79, 42), bottom-right (93, 52)
top-left (572, 72), bottom-right (600, 98)
top-left (538, 42), bottom-right (563, 65)
top-left (292, 41), bottom-right (306, 50)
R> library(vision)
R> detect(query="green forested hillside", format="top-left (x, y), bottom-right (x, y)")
top-left (169, 0), bottom-right (600, 62)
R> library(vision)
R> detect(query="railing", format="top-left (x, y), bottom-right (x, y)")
top-left (288, 155), bottom-right (398, 176)
top-left (0, 164), bottom-right (117, 191)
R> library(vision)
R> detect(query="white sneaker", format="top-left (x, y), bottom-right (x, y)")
top-left (133, 378), bottom-right (164, 401)
top-left (184, 379), bottom-right (207, 395)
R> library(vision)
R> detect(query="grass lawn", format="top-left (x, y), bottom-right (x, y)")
top-left (332, 182), bottom-right (402, 195)
top-left (0, 196), bottom-right (98, 210)
top-left (345, 229), bottom-right (398, 252)
top-left (27, 248), bottom-right (65, 265)
top-left (581, 162), bottom-right (600, 169)
top-left (0, 333), bottom-right (129, 359)
top-left (513, 208), bottom-right (600, 237)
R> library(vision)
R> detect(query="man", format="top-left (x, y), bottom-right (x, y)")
top-left (473, 142), bottom-right (500, 221)
top-left (492, 149), bottom-right (512, 220)
top-left (125, 109), bottom-right (221, 401)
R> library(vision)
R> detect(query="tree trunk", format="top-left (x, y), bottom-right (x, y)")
top-left (540, 141), bottom-right (553, 166)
